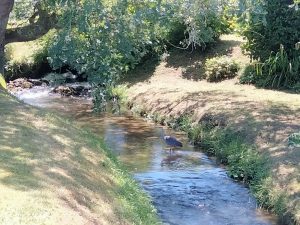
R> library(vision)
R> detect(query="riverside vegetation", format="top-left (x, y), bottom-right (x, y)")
top-left (1, 0), bottom-right (300, 224)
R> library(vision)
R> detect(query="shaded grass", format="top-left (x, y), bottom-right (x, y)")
top-left (0, 89), bottom-right (159, 225)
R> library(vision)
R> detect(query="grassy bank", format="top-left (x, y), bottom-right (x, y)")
top-left (124, 34), bottom-right (300, 224)
top-left (0, 89), bottom-right (159, 225)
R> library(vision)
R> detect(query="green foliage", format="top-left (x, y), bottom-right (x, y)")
top-left (0, 74), bottom-right (6, 89)
top-left (48, 0), bottom-right (164, 87)
top-left (187, 123), bottom-right (268, 184)
top-left (239, 46), bottom-right (300, 89)
top-left (171, 0), bottom-right (229, 49)
top-left (252, 177), bottom-right (289, 220)
top-left (291, 82), bottom-right (300, 93)
top-left (92, 84), bottom-right (128, 113)
top-left (242, 0), bottom-right (300, 61)
top-left (239, 63), bottom-right (258, 84)
top-left (288, 132), bottom-right (300, 147)
top-left (8, 0), bottom-right (35, 25)
top-left (109, 85), bottom-right (128, 103)
top-left (45, 0), bottom-right (228, 107)
top-left (256, 46), bottom-right (300, 88)
top-left (205, 56), bottom-right (239, 82)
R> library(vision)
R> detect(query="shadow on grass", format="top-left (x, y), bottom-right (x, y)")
top-left (164, 38), bottom-right (243, 81)
top-left (120, 58), bottom-right (159, 87)
top-left (121, 36), bottom-right (243, 85)
top-left (0, 90), bottom-right (118, 218)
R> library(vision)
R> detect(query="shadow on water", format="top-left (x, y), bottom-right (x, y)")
top-left (15, 87), bottom-right (279, 225)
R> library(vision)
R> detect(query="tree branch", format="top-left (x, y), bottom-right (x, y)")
top-left (4, 3), bottom-right (56, 44)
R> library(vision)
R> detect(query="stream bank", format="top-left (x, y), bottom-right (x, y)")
top-left (125, 42), bottom-right (300, 224)
top-left (0, 89), bottom-right (159, 225)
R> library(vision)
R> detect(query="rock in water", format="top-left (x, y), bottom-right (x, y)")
top-left (7, 78), bottom-right (33, 92)
top-left (52, 86), bottom-right (76, 97)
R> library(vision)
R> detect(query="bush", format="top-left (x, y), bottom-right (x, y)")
top-left (205, 56), bottom-right (239, 82)
top-left (240, 46), bottom-right (300, 89)
top-left (242, 0), bottom-right (300, 61)
top-left (258, 46), bottom-right (300, 88)
top-left (239, 63), bottom-right (259, 85)
top-left (288, 132), bottom-right (300, 147)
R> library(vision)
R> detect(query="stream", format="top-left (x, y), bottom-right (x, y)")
top-left (15, 86), bottom-right (278, 225)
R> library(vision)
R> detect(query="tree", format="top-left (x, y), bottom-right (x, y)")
top-left (0, 0), bottom-right (14, 88)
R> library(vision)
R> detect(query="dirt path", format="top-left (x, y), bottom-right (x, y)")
top-left (125, 35), bottom-right (300, 224)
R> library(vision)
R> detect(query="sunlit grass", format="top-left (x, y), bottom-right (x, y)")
top-left (5, 40), bottom-right (42, 64)
top-left (0, 74), bottom-right (6, 89)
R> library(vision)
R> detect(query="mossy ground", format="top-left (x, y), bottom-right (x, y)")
top-left (124, 34), bottom-right (300, 224)
top-left (0, 89), bottom-right (159, 225)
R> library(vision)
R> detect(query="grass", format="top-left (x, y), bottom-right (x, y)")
top-left (4, 31), bottom-right (53, 80)
top-left (0, 75), bottom-right (6, 89)
top-left (0, 89), bottom-right (159, 225)
top-left (124, 34), bottom-right (300, 224)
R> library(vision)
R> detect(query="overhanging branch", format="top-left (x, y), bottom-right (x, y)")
top-left (5, 3), bottom-right (56, 44)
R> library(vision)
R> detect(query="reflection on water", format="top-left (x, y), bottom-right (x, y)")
top-left (17, 87), bottom-right (278, 225)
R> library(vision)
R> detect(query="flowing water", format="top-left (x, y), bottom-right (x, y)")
top-left (15, 86), bottom-right (278, 225)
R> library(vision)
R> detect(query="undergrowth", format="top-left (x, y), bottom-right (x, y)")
top-left (205, 56), bottom-right (239, 82)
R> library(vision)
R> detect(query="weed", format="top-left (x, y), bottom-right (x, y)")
top-left (288, 132), bottom-right (300, 147)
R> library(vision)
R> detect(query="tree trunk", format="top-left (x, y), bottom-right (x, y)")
top-left (0, 0), bottom-right (14, 82)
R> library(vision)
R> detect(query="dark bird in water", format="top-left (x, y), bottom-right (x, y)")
top-left (161, 129), bottom-right (183, 153)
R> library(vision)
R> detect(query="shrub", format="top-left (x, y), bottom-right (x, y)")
top-left (239, 63), bottom-right (259, 85)
top-left (242, 0), bottom-right (300, 61)
top-left (257, 46), bottom-right (300, 88)
top-left (205, 56), bottom-right (239, 82)
top-left (288, 132), bottom-right (300, 147)
top-left (240, 46), bottom-right (300, 89)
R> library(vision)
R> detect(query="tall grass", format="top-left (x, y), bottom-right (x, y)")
top-left (240, 45), bottom-right (300, 90)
